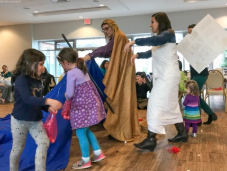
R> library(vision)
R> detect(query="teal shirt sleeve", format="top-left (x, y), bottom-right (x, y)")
top-left (1, 71), bottom-right (12, 78)
top-left (100, 68), bottom-right (106, 75)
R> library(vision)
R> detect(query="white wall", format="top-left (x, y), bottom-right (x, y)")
top-left (0, 24), bottom-right (33, 71)
top-left (168, 7), bottom-right (227, 31)
top-left (32, 15), bottom-right (151, 40)
top-left (33, 7), bottom-right (227, 40)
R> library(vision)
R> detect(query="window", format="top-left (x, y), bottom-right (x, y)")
top-left (213, 50), bottom-right (227, 69)
top-left (76, 38), bottom-right (106, 48)
top-left (39, 42), bottom-right (64, 78)
top-left (39, 42), bottom-right (55, 50)
top-left (56, 41), bottom-right (74, 49)
top-left (76, 38), bottom-right (108, 67)
top-left (133, 35), bottom-right (152, 74)
top-left (175, 32), bottom-right (184, 44)
top-left (39, 32), bottom-right (185, 78)
top-left (78, 50), bottom-right (93, 57)
top-left (176, 32), bottom-right (189, 70)
top-left (39, 38), bottom-right (109, 78)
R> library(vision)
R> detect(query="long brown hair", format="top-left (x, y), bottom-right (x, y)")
top-left (57, 48), bottom-right (88, 74)
top-left (13, 49), bottom-right (45, 79)
top-left (152, 12), bottom-right (174, 35)
top-left (100, 60), bottom-right (109, 69)
top-left (185, 80), bottom-right (200, 96)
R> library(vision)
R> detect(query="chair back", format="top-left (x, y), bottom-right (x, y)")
top-left (206, 70), bottom-right (224, 89)
top-left (214, 68), bottom-right (223, 74)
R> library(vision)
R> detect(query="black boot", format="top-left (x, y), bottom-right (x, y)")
top-left (168, 122), bottom-right (188, 142)
top-left (203, 113), bottom-right (217, 125)
top-left (134, 131), bottom-right (156, 151)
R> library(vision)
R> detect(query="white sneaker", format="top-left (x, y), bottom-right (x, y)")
top-left (191, 133), bottom-right (197, 138)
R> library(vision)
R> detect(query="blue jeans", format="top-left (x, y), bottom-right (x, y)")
top-left (76, 127), bottom-right (100, 158)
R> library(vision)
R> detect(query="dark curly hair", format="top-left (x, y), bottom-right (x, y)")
top-left (13, 49), bottom-right (45, 79)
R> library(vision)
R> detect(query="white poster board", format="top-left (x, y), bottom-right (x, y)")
top-left (177, 14), bottom-right (227, 73)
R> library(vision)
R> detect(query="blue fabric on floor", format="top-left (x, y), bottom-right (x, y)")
top-left (0, 59), bottom-right (105, 171)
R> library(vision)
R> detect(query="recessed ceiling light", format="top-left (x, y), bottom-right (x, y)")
top-left (34, 11), bottom-right (39, 13)
top-left (184, 0), bottom-right (196, 2)
top-left (99, 4), bottom-right (104, 6)
top-left (51, 0), bottom-right (70, 2)
top-left (79, 16), bottom-right (83, 18)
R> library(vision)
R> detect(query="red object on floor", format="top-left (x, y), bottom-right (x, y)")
top-left (214, 87), bottom-right (222, 90)
top-left (167, 146), bottom-right (180, 154)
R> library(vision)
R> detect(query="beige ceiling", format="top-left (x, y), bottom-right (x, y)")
top-left (0, 0), bottom-right (226, 26)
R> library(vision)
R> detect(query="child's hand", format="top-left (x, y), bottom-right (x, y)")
top-left (46, 99), bottom-right (62, 110)
top-left (48, 107), bottom-right (58, 115)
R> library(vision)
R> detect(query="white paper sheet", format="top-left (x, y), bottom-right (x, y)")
top-left (177, 14), bottom-right (227, 73)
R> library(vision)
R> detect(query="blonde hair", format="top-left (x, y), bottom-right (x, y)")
top-left (185, 80), bottom-right (200, 96)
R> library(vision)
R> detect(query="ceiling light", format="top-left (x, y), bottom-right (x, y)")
top-left (50, 0), bottom-right (70, 2)
top-left (33, 6), bottom-right (110, 17)
top-left (34, 11), bottom-right (39, 13)
top-left (79, 16), bottom-right (83, 18)
top-left (99, 4), bottom-right (104, 6)
top-left (184, 0), bottom-right (197, 2)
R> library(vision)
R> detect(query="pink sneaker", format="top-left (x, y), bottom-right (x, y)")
top-left (91, 152), bottom-right (106, 162)
top-left (72, 160), bottom-right (92, 169)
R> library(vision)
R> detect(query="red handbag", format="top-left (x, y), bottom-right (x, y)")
top-left (43, 113), bottom-right (58, 143)
top-left (61, 100), bottom-right (72, 120)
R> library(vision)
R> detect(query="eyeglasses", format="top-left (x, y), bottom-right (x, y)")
top-left (57, 56), bottom-right (62, 66)
top-left (102, 26), bottom-right (110, 33)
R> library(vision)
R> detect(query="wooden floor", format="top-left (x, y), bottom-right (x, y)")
top-left (1, 96), bottom-right (227, 171)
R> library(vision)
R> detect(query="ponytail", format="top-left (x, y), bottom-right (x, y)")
top-left (76, 58), bottom-right (88, 74)
top-left (58, 48), bottom-right (88, 74)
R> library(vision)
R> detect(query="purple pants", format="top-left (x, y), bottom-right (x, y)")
top-left (185, 122), bottom-right (197, 133)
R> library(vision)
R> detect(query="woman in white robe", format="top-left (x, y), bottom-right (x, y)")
top-left (124, 12), bottom-right (188, 151)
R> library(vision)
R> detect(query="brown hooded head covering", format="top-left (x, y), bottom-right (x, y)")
top-left (101, 19), bottom-right (118, 38)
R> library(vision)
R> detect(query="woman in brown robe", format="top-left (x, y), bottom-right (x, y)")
top-left (82, 19), bottom-right (140, 142)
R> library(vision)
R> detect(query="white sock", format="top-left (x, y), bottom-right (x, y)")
top-left (93, 149), bottom-right (102, 156)
top-left (82, 157), bottom-right (90, 163)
